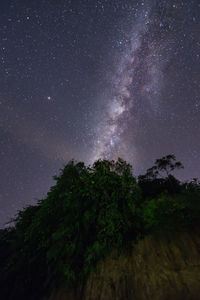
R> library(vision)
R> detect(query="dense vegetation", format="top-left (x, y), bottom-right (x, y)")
top-left (0, 155), bottom-right (200, 299)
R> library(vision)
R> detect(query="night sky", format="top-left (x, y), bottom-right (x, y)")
top-left (0, 0), bottom-right (200, 227)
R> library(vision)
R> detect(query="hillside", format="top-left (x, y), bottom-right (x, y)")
top-left (47, 228), bottom-right (200, 300)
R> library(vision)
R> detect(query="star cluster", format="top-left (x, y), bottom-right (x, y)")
top-left (0, 0), bottom-right (200, 227)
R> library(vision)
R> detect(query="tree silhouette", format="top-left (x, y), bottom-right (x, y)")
top-left (141, 154), bottom-right (184, 180)
top-left (138, 155), bottom-right (184, 197)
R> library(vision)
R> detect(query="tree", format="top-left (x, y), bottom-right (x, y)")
top-left (141, 154), bottom-right (184, 180)
top-left (1, 156), bottom-right (200, 300)
top-left (138, 155), bottom-right (184, 198)
top-left (4, 157), bottom-right (141, 299)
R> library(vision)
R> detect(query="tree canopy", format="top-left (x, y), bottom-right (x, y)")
top-left (0, 155), bottom-right (199, 299)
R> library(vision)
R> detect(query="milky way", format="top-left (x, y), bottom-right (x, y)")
top-left (91, 2), bottom-right (170, 164)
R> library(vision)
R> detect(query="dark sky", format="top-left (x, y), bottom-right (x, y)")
top-left (0, 0), bottom-right (200, 227)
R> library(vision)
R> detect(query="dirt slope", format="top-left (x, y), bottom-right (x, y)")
top-left (46, 229), bottom-right (200, 300)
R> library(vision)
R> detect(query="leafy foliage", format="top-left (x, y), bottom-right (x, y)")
top-left (1, 158), bottom-right (141, 298)
top-left (142, 189), bottom-right (200, 233)
top-left (0, 155), bottom-right (199, 299)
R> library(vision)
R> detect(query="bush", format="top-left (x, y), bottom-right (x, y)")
top-left (142, 189), bottom-right (200, 233)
